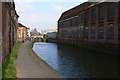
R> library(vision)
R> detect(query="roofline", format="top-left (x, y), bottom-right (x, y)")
top-left (58, 1), bottom-right (95, 21)
top-left (18, 23), bottom-right (29, 29)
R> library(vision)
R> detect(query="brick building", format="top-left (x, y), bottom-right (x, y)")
top-left (17, 23), bottom-right (29, 42)
top-left (0, 2), bottom-right (19, 63)
top-left (58, 2), bottom-right (120, 54)
top-left (0, 2), bottom-right (2, 65)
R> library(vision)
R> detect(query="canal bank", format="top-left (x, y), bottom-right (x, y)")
top-left (46, 38), bottom-right (120, 55)
top-left (16, 41), bottom-right (64, 78)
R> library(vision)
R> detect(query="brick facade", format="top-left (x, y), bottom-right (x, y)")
top-left (0, 2), bottom-right (2, 66)
top-left (1, 2), bottom-right (19, 63)
top-left (58, 2), bottom-right (120, 53)
top-left (17, 23), bottom-right (29, 42)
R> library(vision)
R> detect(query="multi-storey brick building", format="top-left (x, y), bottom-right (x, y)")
top-left (58, 2), bottom-right (120, 54)
top-left (0, 2), bottom-right (19, 63)
top-left (17, 23), bottom-right (29, 42)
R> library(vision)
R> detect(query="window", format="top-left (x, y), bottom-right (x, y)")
top-left (58, 22), bottom-right (61, 27)
top-left (63, 21), bottom-right (65, 27)
top-left (58, 21), bottom-right (63, 28)
top-left (67, 20), bottom-right (70, 26)
top-left (107, 24), bottom-right (114, 39)
top-left (70, 18), bottom-right (73, 26)
top-left (78, 15), bottom-right (81, 24)
top-left (73, 29), bottom-right (76, 38)
top-left (91, 7), bottom-right (96, 23)
top-left (85, 26), bottom-right (89, 39)
top-left (71, 29), bottom-right (75, 38)
top-left (85, 11), bottom-right (89, 23)
top-left (63, 21), bottom-right (66, 27)
top-left (73, 17), bottom-right (77, 26)
top-left (76, 17), bottom-right (79, 25)
top-left (76, 28), bottom-right (80, 38)
top-left (118, 23), bottom-right (120, 40)
top-left (108, 2), bottom-right (115, 18)
top-left (64, 20), bottom-right (68, 27)
top-left (98, 25), bottom-right (104, 39)
top-left (70, 17), bottom-right (77, 26)
top-left (81, 13), bottom-right (84, 24)
top-left (69, 28), bottom-right (79, 38)
top-left (98, 6), bottom-right (104, 20)
top-left (80, 26), bottom-right (84, 39)
top-left (78, 12), bottom-right (84, 25)
top-left (91, 25), bottom-right (96, 39)
top-left (60, 30), bottom-right (68, 38)
top-left (67, 29), bottom-right (72, 38)
top-left (73, 28), bottom-right (80, 38)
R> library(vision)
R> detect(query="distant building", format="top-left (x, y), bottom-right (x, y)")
top-left (30, 28), bottom-right (43, 40)
top-left (42, 29), bottom-right (57, 38)
top-left (17, 23), bottom-right (29, 42)
top-left (0, 2), bottom-right (19, 62)
top-left (46, 32), bottom-right (57, 39)
top-left (42, 29), bottom-right (57, 35)
top-left (58, 2), bottom-right (120, 54)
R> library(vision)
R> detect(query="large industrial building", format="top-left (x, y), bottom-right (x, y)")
top-left (58, 2), bottom-right (120, 54)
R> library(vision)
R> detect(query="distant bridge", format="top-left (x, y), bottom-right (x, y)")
top-left (31, 36), bottom-right (45, 42)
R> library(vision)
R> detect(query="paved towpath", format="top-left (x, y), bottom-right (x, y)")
top-left (16, 41), bottom-right (64, 78)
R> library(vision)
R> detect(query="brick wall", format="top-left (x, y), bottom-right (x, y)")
top-left (1, 2), bottom-right (19, 63)
top-left (0, 2), bottom-right (2, 66)
top-left (2, 3), bottom-right (10, 62)
top-left (58, 2), bottom-right (120, 50)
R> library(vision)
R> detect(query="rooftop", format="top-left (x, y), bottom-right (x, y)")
top-left (58, 2), bottom-right (97, 21)
top-left (18, 23), bottom-right (28, 29)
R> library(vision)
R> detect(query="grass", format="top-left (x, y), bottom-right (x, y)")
top-left (0, 67), bottom-right (2, 79)
top-left (2, 42), bottom-right (21, 79)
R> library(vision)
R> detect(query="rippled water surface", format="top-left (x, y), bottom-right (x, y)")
top-left (33, 42), bottom-right (119, 78)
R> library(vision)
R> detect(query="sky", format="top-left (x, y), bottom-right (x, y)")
top-left (15, 0), bottom-right (88, 32)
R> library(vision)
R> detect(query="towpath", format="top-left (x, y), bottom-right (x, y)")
top-left (16, 41), bottom-right (64, 78)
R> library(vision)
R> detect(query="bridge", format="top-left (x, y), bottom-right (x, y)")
top-left (31, 35), bottom-right (45, 42)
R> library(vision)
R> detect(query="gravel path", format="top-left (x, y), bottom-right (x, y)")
top-left (16, 41), bottom-right (64, 78)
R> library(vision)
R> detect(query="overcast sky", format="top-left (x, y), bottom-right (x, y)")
top-left (15, 0), bottom-right (88, 32)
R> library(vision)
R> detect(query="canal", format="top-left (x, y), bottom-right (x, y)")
top-left (32, 42), bottom-right (119, 78)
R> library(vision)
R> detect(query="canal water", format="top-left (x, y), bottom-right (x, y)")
top-left (32, 42), bottom-right (119, 78)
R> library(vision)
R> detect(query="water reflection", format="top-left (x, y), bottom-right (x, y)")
top-left (33, 42), bottom-right (61, 70)
top-left (33, 42), bottom-right (119, 78)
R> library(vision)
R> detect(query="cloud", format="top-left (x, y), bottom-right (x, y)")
top-left (51, 3), bottom-right (67, 12)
